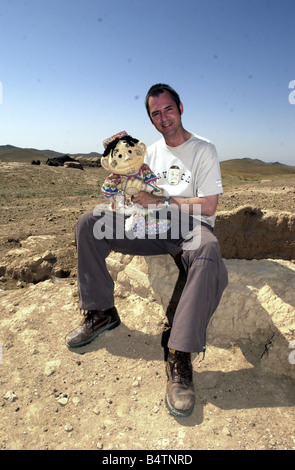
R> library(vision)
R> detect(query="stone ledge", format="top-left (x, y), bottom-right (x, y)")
top-left (108, 253), bottom-right (295, 380)
top-left (215, 206), bottom-right (294, 260)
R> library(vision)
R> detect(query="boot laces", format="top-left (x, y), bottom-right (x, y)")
top-left (81, 309), bottom-right (101, 326)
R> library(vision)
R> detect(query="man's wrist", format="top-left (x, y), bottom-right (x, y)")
top-left (156, 195), bottom-right (166, 206)
top-left (156, 195), bottom-right (171, 207)
top-left (163, 196), bottom-right (171, 207)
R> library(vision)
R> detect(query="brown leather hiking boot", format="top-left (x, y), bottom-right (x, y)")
top-left (66, 307), bottom-right (120, 348)
top-left (165, 349), bottom-right (195, 418)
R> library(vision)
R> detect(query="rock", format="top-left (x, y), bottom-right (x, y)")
top-left (107, 252), bottom-right (295, 379)
top-left (42, 250), bottom-right (56, 261)
top-left (57, 397), bottom-right (68, 406)
top-left (222, 426), bottom-right (232, 437)
top-left (72, 397), bottom-right (82, 406)
top-left (96, 440), bottom-right (103, 449)
top-left (215, 206), bottom-right (295, 260)
top-left (3, 241), bottom-right (56, 283)
top-left (64, 423), bottom-right (73, 432)
top-left (116, 256), bottom-right (152, 299)
top-left (64, 161), bottom-right (84, 170)
top-left (74, 155), bottom-right (101, 167)
top-left (44, 360), bottom-right (61, 376)
top-left (3, 391), bottom-right (18, 402)
top-left (1, 235), bottom-right (70, 283)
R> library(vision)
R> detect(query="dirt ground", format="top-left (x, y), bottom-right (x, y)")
top-left (0, 162), bottom-right (294, 451)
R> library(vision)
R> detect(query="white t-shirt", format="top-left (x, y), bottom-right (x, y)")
top-left (145, 133), bottom-right (223, 227)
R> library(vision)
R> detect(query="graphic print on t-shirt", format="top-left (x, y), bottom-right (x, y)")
top-left (168, 166), bottom-right (180, 185)
top-left (155, 166), bottom-right (191, 187)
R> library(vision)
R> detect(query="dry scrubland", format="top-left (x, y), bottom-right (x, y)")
top-left (0, 152), bottom-right (294, 450)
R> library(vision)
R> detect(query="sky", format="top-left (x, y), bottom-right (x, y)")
top-left (0, 0), bottom-right (294, 165)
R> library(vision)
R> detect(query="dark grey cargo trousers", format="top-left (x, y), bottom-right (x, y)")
top-left (75, 209), bottom-right (228, 353)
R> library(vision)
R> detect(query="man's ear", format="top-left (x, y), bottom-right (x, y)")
top-left (179, 102), bottom-right (184, 115)
top-left (101, 156), bottom-right (110, 170)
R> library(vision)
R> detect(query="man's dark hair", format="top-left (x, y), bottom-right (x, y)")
top-left (102, 135), bottom-right (139, 157)
top-left (145, 83), bottom-right (182, 117)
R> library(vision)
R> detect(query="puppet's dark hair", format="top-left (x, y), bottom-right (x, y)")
top-left (103, 135), bottom-right (139, 157)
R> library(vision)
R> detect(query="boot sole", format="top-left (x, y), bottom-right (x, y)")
top-left (165, 364), bottom-right (195, 418)
top-left (66, 318), bottom-right (121, 349)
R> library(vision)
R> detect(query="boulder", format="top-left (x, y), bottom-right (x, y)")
top-left (74, 155), bottom-right (101, 167)
top-left (0, 235), bottom-right (71, 283)
top-left (46, 155), bottom-right (75, 166)
top-left (215, 206), bottom-right (295, 260)
top-left (117, 254), bottom-right (295, 379)
top-left (64, 161), bottom-right (84, 170)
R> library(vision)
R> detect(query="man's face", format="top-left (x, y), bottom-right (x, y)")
top-left (148, 90), bottom-right (183, 139)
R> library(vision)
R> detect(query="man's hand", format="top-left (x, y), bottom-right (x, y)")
top-left (132, 191), bottom-right (164, 208)
top-left (132, 192), bottom-right (219, 216)
top-left (171, 194), bottom-right (219, 216)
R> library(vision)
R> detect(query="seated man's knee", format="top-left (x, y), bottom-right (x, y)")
top-left (76, 211), bottom-right (95, 236)
top-left (202, 236), bottom-right (219, 256)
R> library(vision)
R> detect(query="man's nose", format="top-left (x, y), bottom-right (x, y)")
top-left (159, 110), bottom-right (168, 121)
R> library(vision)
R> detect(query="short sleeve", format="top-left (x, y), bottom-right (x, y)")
top-left (193, 144), bottom-right (223, 197)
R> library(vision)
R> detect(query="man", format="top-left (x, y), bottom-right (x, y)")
top-left (66, 84), bottom-right (228, 418)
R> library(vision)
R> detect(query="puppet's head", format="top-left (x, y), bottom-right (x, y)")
top-left (101, 131), bottom-right (146, 176)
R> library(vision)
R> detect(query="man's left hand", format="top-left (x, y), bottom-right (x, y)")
top-left (132, 191), bottom-right (164, 208)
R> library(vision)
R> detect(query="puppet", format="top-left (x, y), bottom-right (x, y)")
top-left (100, 131), bottom-right (170, 237)
top-left (101, 131), bottom-right (163, 202)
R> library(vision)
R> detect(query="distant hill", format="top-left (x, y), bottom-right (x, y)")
top-left (0, 146), bottom-right (294, 179)
top-left (220, 157), bottom-right (295, 178)
top-left (0, 145), bottom-right (102, 162)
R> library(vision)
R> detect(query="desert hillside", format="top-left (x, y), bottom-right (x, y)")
top-left (0, 144), bottom-right (101, 163)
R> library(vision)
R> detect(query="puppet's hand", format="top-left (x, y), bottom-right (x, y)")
top-left (125, 178), bottom-right (143, 196)
top-left (142, 181), bottom-right (163, 196)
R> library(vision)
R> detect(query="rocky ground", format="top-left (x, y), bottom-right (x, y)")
top-left (0, 161), bottom-right (294, 451)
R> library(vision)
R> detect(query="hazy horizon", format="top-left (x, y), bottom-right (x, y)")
top-left (1, 142), bottom-right (294, 167)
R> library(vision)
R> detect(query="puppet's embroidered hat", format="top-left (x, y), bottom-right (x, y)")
top-left (102, 130), bottom-right (128, 149)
